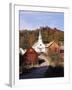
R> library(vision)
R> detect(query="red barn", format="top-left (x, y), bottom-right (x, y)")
top-left (23, 48), bottom-right (38, 65)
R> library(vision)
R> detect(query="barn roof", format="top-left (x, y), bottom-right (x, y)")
top-left (24, 47), bottom-right (38, 55)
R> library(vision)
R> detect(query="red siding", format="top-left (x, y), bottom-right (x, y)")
top-left (23, 48), bottom-right (38, 65)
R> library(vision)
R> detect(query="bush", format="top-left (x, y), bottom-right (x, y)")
top-left (49, 52), bottom-right (60, 61)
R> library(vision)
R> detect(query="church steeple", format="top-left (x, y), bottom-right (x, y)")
top-left (32, 30), bottom-right (45, 53)
top-left (38, 30), bottom-right (43, 43)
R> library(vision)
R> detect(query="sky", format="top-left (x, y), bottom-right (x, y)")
top-left (19, 10), bottom-right (64, 31)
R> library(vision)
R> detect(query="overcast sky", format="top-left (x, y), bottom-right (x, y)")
top-left (19, 10), bottom-right (64, 31)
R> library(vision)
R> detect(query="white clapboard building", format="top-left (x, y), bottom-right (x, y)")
top-left (32, 30), bottom-right (45, 53)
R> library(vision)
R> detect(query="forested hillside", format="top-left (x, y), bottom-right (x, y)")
top-left (19, 26), bottom-right (64, 49)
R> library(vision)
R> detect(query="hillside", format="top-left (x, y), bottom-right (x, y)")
top-left (19, 26), bottom-right (64, 49)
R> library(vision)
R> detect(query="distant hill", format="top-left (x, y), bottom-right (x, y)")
top-left (19, 26), bottom-right (64, 49)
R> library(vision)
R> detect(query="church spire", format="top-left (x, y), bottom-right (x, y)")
top-left (32, 30), bottom-right (45, 53)
top-left (38, 30), bottom-right (43, 43)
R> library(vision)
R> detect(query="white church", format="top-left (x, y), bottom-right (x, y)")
top-left (32, 30), bottom-right (46, 53)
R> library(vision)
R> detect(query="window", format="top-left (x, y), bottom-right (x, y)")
top-left (60, 50), bottom-right (64, 53)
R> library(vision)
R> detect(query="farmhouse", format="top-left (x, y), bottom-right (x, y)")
top-left (45, 41), bottom-right (60, 54)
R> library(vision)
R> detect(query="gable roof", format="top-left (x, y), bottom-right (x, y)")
top-left (24, 47), bottom-right (38, 55)
top-left (19, 48), bottom-right (26, 55)
top-left (45, 41), bottom-right (54, 48)
top-left (45, 41), bottom-right (59, 48)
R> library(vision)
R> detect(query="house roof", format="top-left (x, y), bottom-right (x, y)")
top-left (45, 41), bottom-right (55, 48)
